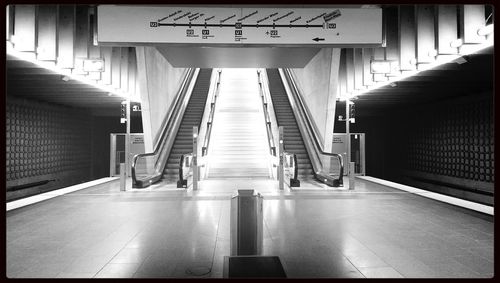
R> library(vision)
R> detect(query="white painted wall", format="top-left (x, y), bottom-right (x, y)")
top-left (290, 48), bottom-right (340, 151)
top-left (135, 46), bottom-right (188, 152)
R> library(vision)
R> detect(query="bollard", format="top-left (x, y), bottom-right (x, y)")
top-left (230, 190), bottom-right (263, 256)
top-left (120, 163), bottom-right (126, 191)
top-left (349, 162), bottom-right (355, 190)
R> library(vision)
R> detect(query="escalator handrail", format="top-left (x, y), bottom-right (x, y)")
top-left (202, 69), bottom-right (222, 156)
top-left (131, 68), bottom-right (197, 186)
top-left (257, 70), bottom-right (277, 156)
top-left (280, 68), bottom-right (344, 180)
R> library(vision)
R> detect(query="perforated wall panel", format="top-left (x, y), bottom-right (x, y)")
top-left (402, 97), bottom-right (494, 183)
top-left (6, 97), bottom-right (92, 196)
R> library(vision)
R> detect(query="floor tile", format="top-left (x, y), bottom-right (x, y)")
top-left (6, 177), bottom-right (494, 279)
top-left (94, 263), bottom-right (142, 278)
top-left (359, 266), bottom-right (404, 278)
top-left (110, 248), bottom-right (152, 264)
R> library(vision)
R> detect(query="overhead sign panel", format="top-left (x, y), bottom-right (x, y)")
top-left (97, 5), bottom-right (382, 46)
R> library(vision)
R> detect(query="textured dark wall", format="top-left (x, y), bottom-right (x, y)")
top-left (6, 96), bottom-right (144, 201)
top-left (346, 92), bottom-right (494, 205)
top-left (6, 97), bottom-right (92, 201)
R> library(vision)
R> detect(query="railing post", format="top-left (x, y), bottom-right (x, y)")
top-left (193, 126), bottom-right (199, 190)
top-left (278, 126), bottom-right (284, 190)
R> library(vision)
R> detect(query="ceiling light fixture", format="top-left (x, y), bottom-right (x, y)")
top-left (428, 49), bottom-right (438, 58)
top-left (83, 58), bottom-right (105, 72)
top-left (477, 24), bottom-right (494, 36)
top-left (6, 42), bottom-right (140, 102)
top-left (370, 60), bottom-right (391, 74)
top-left (450, 38), bottom-right (463, 48)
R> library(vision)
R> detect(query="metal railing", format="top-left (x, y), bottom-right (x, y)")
top-left (131, 68), bottom-right (198, 188)
top-left (202, 69), bottom-right (222, 156)
top-left (257, 70), bottom-right (277, 157)
top-left (258, 69), bottom-right (299, 186)
top-left (280, 68), bottom-right (344, 187)
top-left (177, 69), bottom-right (221, 188)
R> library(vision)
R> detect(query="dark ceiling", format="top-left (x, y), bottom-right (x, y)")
top-left (6, 46), bottom-right (493, 118)
top-left (353, 46), bottom-right (494, 117)
top-left (6, 54), bottom-right (127, 116)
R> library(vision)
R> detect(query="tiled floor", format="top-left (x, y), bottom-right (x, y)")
top-left (6, 177), bottom-right (494, 278)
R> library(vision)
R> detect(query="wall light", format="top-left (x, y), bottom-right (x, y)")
top-left (61, 75), bottom-right (70, 82)
top-left (428, 49), bottom-right (438, 58)
top-left (83, 58), bottom-right (105, 72)
top-left (7, 43), bottom-right (140, 102)
top-left (353, 31), bottom-right (493, 98)
top-left (477, 24), bottom-right (494, 36)
top-left (450, 38), bottom-right (463, 48)
top-left (370, 60), bottom-right (391, 74)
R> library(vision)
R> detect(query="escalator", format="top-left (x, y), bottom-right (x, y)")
top-left (162, 69), bottom-right (212, 181)
top-left (266, 69), bottom-right (315, 180)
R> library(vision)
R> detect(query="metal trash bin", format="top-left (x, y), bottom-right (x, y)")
top-left (230, 190), bottom-right (263, 256)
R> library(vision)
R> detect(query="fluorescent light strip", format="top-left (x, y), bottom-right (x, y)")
top-left (6, 42), bottom-right (140, 102)
top-left (341, 28), bottom-right (493, 100)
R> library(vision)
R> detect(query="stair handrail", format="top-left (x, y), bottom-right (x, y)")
top-left (259, 69), bottom-right (299, 184)
top-left (131, 68), bottom-right (199, 188)
top-left (279, 68), bottom-right (344, 186)
top-left (257, 69), bottom-right (277, 157)
top-left (202, 69), bottom-right (222, 156)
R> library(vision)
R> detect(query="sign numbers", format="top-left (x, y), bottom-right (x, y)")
top-left (150, 21), bottom-right (158, 27)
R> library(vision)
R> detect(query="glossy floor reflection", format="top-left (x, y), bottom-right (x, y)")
top-left (6, 177), bottom-right (493, 278)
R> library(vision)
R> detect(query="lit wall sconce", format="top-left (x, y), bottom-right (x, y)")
top-left (83, 58), bottom-right (105, 72)
top-left (388, 61), bottom-right (400, 75)
top-left (370, 60), bottom-right (391, 74)
top-left (450, 38), bottom-right (463, 48)
top-left (428, 49), bottom-right (438, 58)
top-left (477, 24), bottom-right (494, 36)
top-left (409, 58), bottom-right (417, 65)
top-left (10, 34), bottom-right (19, 46)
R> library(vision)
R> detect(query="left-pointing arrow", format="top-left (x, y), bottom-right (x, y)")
top-left (312, 37), bottom-right (325, 42)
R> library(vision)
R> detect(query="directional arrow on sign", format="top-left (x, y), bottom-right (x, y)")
top-left (312, 37), bottom-right (325, 42)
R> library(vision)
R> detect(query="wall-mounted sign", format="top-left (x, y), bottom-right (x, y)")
top-left (97, 5), bottom-right (382, 46)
